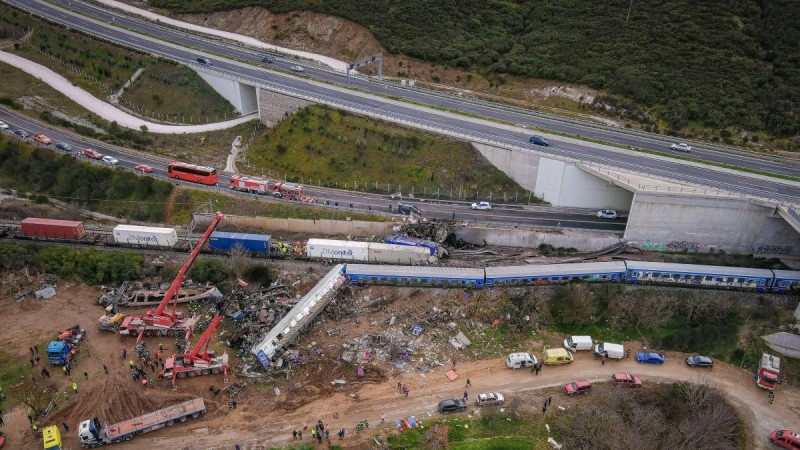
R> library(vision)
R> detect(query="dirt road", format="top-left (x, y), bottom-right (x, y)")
top-left (2, 283), bottom-right (797, 450)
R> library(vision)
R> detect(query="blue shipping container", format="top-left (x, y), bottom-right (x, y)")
top-left (208, 231), bottom-right (271, 254)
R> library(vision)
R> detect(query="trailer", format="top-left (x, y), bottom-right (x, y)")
top-left (112, 225), bottom-right (178, 247)
top-left (21, 218), bottom-right (85, 239)
top-left (307, 239), bottom-right (369, 261)
top-left (208, 231), bottom-right (271, 254)
top-left (368, 242), bottom-right (431, 264)
top-left (78, 398), bottom-right (206, 447)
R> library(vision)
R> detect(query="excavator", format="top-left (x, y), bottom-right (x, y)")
top-left (118, 212), bottom-right (225, 341)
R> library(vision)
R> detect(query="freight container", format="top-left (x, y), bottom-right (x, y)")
top-left (208, 231), bottom-right (270, 254)
top-left (306, 239), bottom-right (369, 261)
top-left (21, 218), bottom-right (85, 239)
top-left (368, 242), bottom-right (431, 264)
top-left (112, 225), bottom-right (178, 247)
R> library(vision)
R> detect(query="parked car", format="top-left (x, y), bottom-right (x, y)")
top-left (596, 210), bottom-right (617, 219)
top-left (261, 56), bottom-right (275, 63)
top-left (438, 399), bottom-right (467, 413)
top-left (685, 355), bottom-right (713, 368)
top-left (55, 142), bottom-right (73, 152)
top-left (101, 155), bottom-right (119, 165)
top-left (636, 352), bottom-right (665, 364)
top-left (0, 120), bottom-right (8, 130)
top-left (13, 129), bottom-right (29, 139)
top-left (291, 65), bottom-right (305, 72)
top-left (82, 148), bottom-right (103, 159)
top-left (196, 57), bottom-right (212, 65)
top-left (564, 380), bottom-right (592, 397)
top-left (475, 392), bottom-right (504, 406)
top-left (529, 135), bottom-right (549, 146)
top-left (135, 164), bottom-right (154, 173)
top-left (671, 143), bottom-right (692, 152)
top-left (471, 201), bottom-right (492, 210)
top-left (33, 134), bottom-right (52, 145)
top-left (611, 373), bottom-right (642, 388)
top-left (770, 429), bottom-right (800, 449)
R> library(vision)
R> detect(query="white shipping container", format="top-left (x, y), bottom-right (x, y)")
top-left (306, 239), bottom-right (369, 261)
top-left (368, 243), bottom-right (430, 264)
top-left (113, 225), bottom-right (178, 247)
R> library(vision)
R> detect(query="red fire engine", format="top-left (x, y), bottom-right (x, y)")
top-left (229, 174), bottom-right (306, 201)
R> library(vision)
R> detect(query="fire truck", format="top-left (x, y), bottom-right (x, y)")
top-left (756, 352), bottom-right (781, 390)
top-left (229, 174), bottom-right (306, 201)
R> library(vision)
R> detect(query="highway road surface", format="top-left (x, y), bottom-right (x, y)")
top-left (7, 0), bottom-right (800, 204)
top-left (0, 109), bottom-right (627, 232)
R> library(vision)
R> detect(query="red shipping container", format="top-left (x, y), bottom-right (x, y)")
top-left (21, 218), bottom-right (85, 239)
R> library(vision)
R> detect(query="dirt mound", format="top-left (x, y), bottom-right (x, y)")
top-left (49, 374), bottom-right (159, 426)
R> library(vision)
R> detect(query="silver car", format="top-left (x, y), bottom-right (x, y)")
top-left (101, 155), bottom-right (119, 165)
top-left (596, 209), bottom-right (617, 219)
top-left (476, 392), bottom-right (504, 406)
top-left (291, 65), bottom-right (305, 72)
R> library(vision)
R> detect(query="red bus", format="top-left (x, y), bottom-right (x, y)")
top-left (167, 162), bottom-right (218, 185)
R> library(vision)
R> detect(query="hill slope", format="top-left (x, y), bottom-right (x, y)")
top-left (149, 0), bottom-right (799, 140)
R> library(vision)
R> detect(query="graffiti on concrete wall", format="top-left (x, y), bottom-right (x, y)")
top-left (642, 242), bottom-right (666, 251)
top-left (756, 245), bottom-right (794, 255)
top-left (666, 241), bottom-right (703, 250)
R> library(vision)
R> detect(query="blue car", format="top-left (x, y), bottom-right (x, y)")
top-left (636, 352), bottom-right (665, 364)
top-left (529, 135), bottom-right (550, 146)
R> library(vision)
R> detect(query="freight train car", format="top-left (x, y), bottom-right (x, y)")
top-left (208, 231), bottom-right (271, 255)
top-left (21, 218), bottom-right (85, 239)
top-left (112, 225), bottom-right (178, 247)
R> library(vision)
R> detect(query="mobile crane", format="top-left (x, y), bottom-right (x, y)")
top-left (118, 212), bottom-right (225, 341)
top-left (160, 311), bottom-right (229, 385)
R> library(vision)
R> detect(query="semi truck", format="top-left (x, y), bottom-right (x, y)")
top-left (78, 398), bottom-right (206, 447)
top-left (756, 352), bottom-right (781, 390)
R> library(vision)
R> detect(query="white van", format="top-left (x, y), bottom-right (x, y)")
top-left (506, 352), bottom-right (537, 369)
top-left (564, 335), bottom-right (593, 352)
top-left (594, 342), bottom-right (624, 360)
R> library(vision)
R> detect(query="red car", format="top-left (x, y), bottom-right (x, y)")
top-left (771, 430), bottom-right (800, 449)
top-left (611, 373), bottom-right (642, 388)
top-left (81, 148), bottom-right (103, 160)
top-left (135, 164), bottom-right (154, 173)
top-left (564, 380), bottom-right (592, 396)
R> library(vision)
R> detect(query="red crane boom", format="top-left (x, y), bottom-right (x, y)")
top-left (134, 212), bottom-right (224, 343)
top-left (183, 314), bottom-right (223, 366)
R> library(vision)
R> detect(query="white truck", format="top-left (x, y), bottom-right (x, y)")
top-left (78, 398), bottom-right (205, 447)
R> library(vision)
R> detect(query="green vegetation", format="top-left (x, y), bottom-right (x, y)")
top-left (0, 135), bottom-right (174, 221)
top-left (388, 415), bottom-right (551, 450)
top-left (0, 349), bottom-right (34, 409)
top-left (1, 3), bottom-right (235, 123)
top-left (660, 250), bottom-right (790, 269)
top-left (245, 105), bottom-right (534, 202)
top-left (169, 187), bottom-right (386, 224)
top-left (0, 243), bottom-right (144, 284)
top-left (151, 0), bottom-right (800, 146)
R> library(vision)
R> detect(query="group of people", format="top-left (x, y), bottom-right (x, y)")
top-left (397, 381), bottom-right (410, 397)
top-left (292, 419), bottom-right (348, 443)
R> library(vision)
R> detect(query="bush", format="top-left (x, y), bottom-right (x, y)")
top-left (190, 259), bottom-right (231, 285)
top-left (0, 244), bottom-right (143, 284)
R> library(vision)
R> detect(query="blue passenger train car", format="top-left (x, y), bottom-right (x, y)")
top-left (623, 261), bottom-right (774, 292)
top-left (345, 264), bottom-right (485, 288)
top-left (385, 233), bottom-right (438, 256)
top-left (484, 262), bottom-right (627, 287)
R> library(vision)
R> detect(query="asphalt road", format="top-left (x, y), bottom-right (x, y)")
top-left (0, 109), bottom-right (626, 231)
top-left (8, 0), bottom-right (800, 204)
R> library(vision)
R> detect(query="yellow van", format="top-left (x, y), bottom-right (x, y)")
top-left (543, 347), bottom-right (574, 365)
top-left (43, 425), bottom-right (62, 450)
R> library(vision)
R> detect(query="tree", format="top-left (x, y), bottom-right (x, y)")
top-left (17, 376), bottom-right (57, 418)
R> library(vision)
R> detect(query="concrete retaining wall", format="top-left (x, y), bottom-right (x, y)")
top-left (625, 193), bottom-right (800, 256)
top-left (258, 89), bottom-right (314, 127)
top-left (536, 159), bottom-right (634, 208)
top-left (195, 71), bottom-right (258, 114)
top-left (455, 227), bottom-right (621, 251)
top-left (472, 142), bottom-right (540, 192)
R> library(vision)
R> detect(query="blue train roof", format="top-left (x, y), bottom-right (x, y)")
top-left (485, 261), bottom-right (627, 278)
top-left (346, 264), bottom-right (484, 279)
top-left (771, 269), bottom-right (800, 280)
top-left (624, 261), bottom-right (773, 278)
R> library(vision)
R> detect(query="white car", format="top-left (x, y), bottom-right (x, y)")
top-left (101, 155), bottom-right (119, 165)
top-left (471, 201), bottom-right (492, 210)
top-left (0, 121), bottom-right (8, 130)
top-left (476, 392), bottom-right (505, 406)
top-left (670, 143), bottom-right (692, 152)
top-left (596, 209), bottom-right (617, 219)
top-left (291, 65), bottom-right (305, 72)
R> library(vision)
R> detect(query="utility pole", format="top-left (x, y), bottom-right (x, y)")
top-left (627, 0), bottom-right (634, 23)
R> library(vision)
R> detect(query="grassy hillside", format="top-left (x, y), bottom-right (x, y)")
top-left (243, 105), bottom-right (534, 202)
top-left (150, 0), bottom-right (800, 142)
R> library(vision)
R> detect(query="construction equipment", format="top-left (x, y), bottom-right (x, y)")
top-left (77, 398), bottom-right (205, 447)
top-left (47, 325), bottom-right (86, 365)
top-left (118, 212), bottom-right (224, 341)
top-left (160, 306), bottom-right (229, 385)
top-left (98, 281), bottom-right (128, 331)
